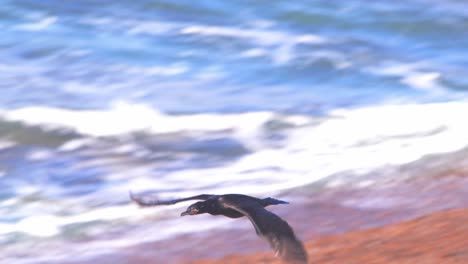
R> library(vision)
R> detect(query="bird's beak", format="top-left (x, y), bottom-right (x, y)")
top-left (180, 208), bottom-right (198, 216)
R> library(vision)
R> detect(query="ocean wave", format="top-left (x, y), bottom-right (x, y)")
top-left (2, 101), bottom-right (468, 204)
top-left (117, 18), bottom-right (328, 65)
top-left (1, 101), bottom-right (277, 137)
top-left (179, 24), bottom-right (327, 65)
top-left (115, 101), bottom-right (468, 199)
top-left (14, 16), bottom-right (57, 31)
top-left (180, 24), bottom-right (325, 45)
top-left (124, 64), bottom-right (189, 77)
top-left (401, 72), bottom-right (441, 91)
top-left (2, 101), bottom-right (468, 263)
top-left (1, 1), bottom-right (468, 262)
top-left (3, 101), bottom-right (468, 157)
top-left (367, 61), bottom-right (445, 92)
top-left (123, 18), bottom-right (315, 47)
top-left (127, 20), bottom-right (179, 35)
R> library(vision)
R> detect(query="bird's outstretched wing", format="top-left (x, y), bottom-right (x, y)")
top-left (130, 192), bottom-right (216, 207)
top-left (221, 197), bottom-right (308, 264)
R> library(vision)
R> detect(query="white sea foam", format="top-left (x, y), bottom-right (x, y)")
top-left (370, 62), bottom-right (421, 76)
top-left (1, 101), bottom-right (274, 139)
top-left (80, 17), bottom-right (114, 26)
top-left (0, 204), bottom-right (153, 237)
top-left (401, 72), bottom-right (441, 91)
top-left (14, 16), bottom-right (57, 31)
top-left (124, 19), bottom-right (327, 64)
top-left (3, 101), bottom-right (468, 163)
top-left (127, 21), bottom-right (178, 35)
top-left (240, 48), bottom-right (267, 58)
top-left (0, 214), bottom-right (61, 237)
top-left (3, 101), bottom-right (468, 263)
top-left (59, 138), bottom-right (94, 151)
top-left (17, 215), bottom-right (62, 237)
top-left (180, 25), bottom-right (326, 45)
top-left (27, 149), bottom-right (54, 161)
top-left (125, 64), bottom-right (188, 76)
top-left (3, 100), bottom-right (468, 200)
top-left (129, 101), bottom-right (468, 196)
top-left (87, 17), bottom-right (327, 65)
top-left (368, 61), bottom-right (444, 92)
top-left (1, 215), bottom-right (235, 264)
top-left (181, 25), bottom-right (326, 64)
top-left (0, 140), bottom-right (16, 150)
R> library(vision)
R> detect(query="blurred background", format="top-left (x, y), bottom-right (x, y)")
top-left (1, 0), bottom-right (468, 263)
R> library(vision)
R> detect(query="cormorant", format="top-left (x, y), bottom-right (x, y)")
top-left (130, 193), bottom-right (308, 263)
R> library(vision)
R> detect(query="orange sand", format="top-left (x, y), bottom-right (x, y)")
top-left (192, 208), bottom-right (468, 264)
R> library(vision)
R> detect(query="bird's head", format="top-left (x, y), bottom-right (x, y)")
top-left (180, 201), bottom-right (208, 216)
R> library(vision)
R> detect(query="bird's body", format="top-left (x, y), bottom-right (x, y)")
top-left (130, 193), bottom-right (308, 263)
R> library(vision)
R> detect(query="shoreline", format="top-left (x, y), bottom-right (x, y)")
top-left (70, 171), bottom-right (468, 264)
top-left (58, 147), bottom-right (468, 264)
top-left (192, 207), bottom-right (468, 264)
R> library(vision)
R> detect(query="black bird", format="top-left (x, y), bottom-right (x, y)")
top-left (130, 193), bottom-right (308, 263)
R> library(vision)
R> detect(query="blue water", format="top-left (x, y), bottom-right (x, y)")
top-left (1, 1), bottom-right (468, 263)
top-left (2, 0), bottom-right (467, 112)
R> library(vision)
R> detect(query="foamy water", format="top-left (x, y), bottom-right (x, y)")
top-left (1, 0), bottom-right (468, 263)
top-left (2, 100), bottom-right (468, 263)
top-left (3, 101), bottom-right (468, 225)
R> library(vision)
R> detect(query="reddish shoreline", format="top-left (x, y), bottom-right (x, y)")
top-left (193, 208), bottom-right (468, 264)
top-left (69, 156), bottom-right (468, 264)
top-left (74, 174), bottom-right (468, 264)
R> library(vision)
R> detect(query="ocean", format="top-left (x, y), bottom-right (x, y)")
top-left (1, 0), bottom-right (468, 263)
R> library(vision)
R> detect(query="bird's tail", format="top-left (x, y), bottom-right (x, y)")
top-left (262, 197), bottom-right (289, 207)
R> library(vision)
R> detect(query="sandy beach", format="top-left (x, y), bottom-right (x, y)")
top-left (187, 151), bottom-right (468, 263)
top-left (76, 155), bottom-right (468, 264)
top-left (193, 208), bottom-right (468, 264)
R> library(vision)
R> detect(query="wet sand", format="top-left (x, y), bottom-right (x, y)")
top-left (193, 208), bottom-right (468, 264)
top-left (187, 154), bottom-right (468, 264)
top-left (69, 148), bottom-right (468, 264)
top-left (77, 174), bottom-right (468, 264)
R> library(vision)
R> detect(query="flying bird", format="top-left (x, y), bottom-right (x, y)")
top-left (130, 192), bottom-right (308, 263)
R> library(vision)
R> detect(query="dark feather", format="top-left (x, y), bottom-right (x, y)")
top-left (221, 196), bottom-right (308, 263)
top-left (129, 192), bottom-right (216, 207)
